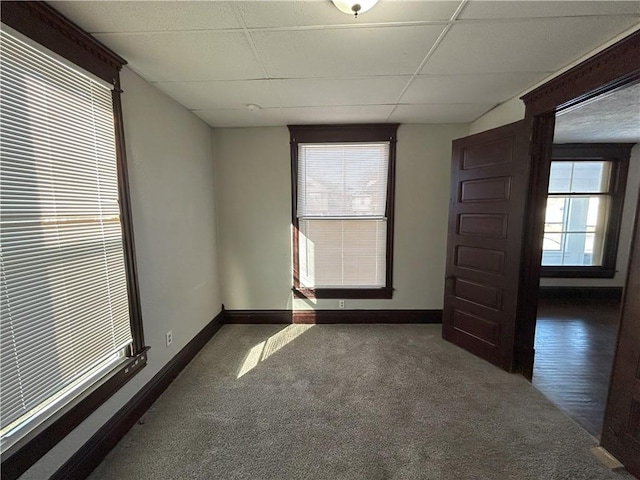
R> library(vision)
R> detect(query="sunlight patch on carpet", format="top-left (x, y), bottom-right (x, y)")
top-left (237, 325), bottom-right (314, 378)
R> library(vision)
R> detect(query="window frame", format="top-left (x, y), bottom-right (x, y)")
top-left (541, 143), bottom-right (633, 278)
top-left (289, 124), bottom-right (398, 299)
top-left (1, 3), bottom-right (147, 479)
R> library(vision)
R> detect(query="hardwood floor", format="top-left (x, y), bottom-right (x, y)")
top-left (532, 296), bottom-right (621, 439)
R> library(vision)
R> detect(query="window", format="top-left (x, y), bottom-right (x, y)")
top-left (541, 144), bottom-right (632, 278)
top-left (1, 4), bottom-right (145, 477)
top-left (289, 125), bottom-right (398, 299)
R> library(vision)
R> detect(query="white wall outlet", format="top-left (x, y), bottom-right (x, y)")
top-left (165, 331), bottom-right (173, 347)
top-left (338, 299), bottom-right (345, 309)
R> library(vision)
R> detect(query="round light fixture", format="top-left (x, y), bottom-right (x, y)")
top-left (331, 0), bottom-right (379, 18)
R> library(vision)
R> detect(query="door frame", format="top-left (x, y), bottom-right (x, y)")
top-left (513, 29), bottom-right (640, 379)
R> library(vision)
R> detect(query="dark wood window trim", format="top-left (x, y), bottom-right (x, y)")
top-left (289, 124), bottom-right (398, 300)
top-left (1, 3), bottom-right (147, 479)
top-left (1, 2), bottom-right (126, 86)
top-left (541, 143), bottom-right (633, 278)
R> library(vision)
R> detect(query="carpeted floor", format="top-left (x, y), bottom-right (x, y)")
top-left (88, 324), bottom-right (633, 479)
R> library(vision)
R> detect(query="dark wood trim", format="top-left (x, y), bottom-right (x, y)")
top-left (224, 310), bottom-right (294, 324)
top-left (292, 287), bottom-right (393, 299)
top-left (1, 1), bottom-right (126, 85)
top-left (521, 30), bottom-right (640, 116)
top-left (290, 135), bottom-right (301, 290)
top-left (288, 124), bottom-right (399, 143)
top-left (517, 28), bottom-right (640, 379)
top-left (515, 113), bottom-right (555, 379)
top-left (551, 143), bottom-right (635, 160)
top-left (293, 309), bottom-right (442, 324)
top-left (541, 143), bottom-right (632, 279)
top-left (601, 191), bottom-right (640, 478)
top-left (224, 309), bottom-right (442, 324)
top-left (289, 124), bottom-right (399, 296)
top-left (538, 287), bottom-right (623, 302)
top-left (386, 136), bottom-right (397, 291)
top-left (49, 312), bottom-right (225, 480)
top-left (1, 350), bottom-right (149, 480)
top-left (113, 89), bottom-right (146, 355)
top-left (541, 266), bottom-right (617, 278)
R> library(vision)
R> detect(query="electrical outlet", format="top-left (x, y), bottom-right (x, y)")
top-left (165, 331), bottom-right (173, 347)
top-left (338, 299), bottom-right (345, 309)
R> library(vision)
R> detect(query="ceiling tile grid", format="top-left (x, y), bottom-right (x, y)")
top-left (47, 1), bottom-right (640, 127)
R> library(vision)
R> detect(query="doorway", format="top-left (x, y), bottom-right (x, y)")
top-left (530, 83), bottom-right (640, 439)
top-left (517, 30), bottom-right (640, 474)
top-left (442, 29), bottom-right (640, 475)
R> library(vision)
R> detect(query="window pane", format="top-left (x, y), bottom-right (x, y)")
top-left (559, 232), bottom-right (599, 266)
top-left (544, 197), bottom-right (566, 224)
top-left (541, 194), bottom-right (610, 267)
top-left (0, 30), bottom-right (133, 451)
top-left (298, 219), bottom-right (386, 287)
top-left (548, 162), bottom-right (573, 193)
top-left (572, 162), bottom-right (610, 192)
top-left (542, 233), bottom-right (562, 252)
top-left (297, 143), bottom-right (389, 217)
top-left (548, 161), bottom-right (611, 193)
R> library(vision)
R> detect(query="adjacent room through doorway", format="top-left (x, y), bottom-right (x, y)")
top-left (531, 82), bottom-right (640, 439)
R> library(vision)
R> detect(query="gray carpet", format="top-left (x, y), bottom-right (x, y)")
top-left (89, 324), bottom-right (633, 479)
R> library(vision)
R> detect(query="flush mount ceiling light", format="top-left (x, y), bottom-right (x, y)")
top-left (331, 0), bottom-right (379, 18)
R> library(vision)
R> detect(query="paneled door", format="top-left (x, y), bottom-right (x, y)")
top-left (443, 121), bottom-right (528, 371)
top-left (601, 192), bottom-right (640, 478)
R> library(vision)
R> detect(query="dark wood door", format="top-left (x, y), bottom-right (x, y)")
top-left (443, 121), bottom-right (528, 371)
top-left (601, 193), bottom-right (640, 478)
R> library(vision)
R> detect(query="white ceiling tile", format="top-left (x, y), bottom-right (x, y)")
top-left (280, 105), bottom-right (395, 124)
top-left (252, 25), bottom-right (446, 78)
top-left (271, 77), bottom-right (410, 107)
top-left (422, 16), bottom-right (640, 74)
top-left (460, 1), bottom-right (640, 20)
top-left (389, 103), bottom-right (495, 123)
top-left (196, 105), bottom-right (395, 128)
top-left (237, 1), bottom-right (460, 28)
top-left (401, 72), bottom-right (549, 104)
top-left (51, 1), bottom-right (241, 33)
top-left (154, 81), bottom-right (281, 110)
top-left (45, 1), bottom-right (640, 128)
top-left (195, 108), bottom-right (289, 128)
top-left (94, 32), bottom-right (264, 82)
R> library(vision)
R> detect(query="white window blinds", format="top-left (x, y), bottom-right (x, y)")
top-left (297, 143), bottom-right (389, 218)
top-left (0, 30), bottom-right (133, 440)
top-left (296, 143), bottom-right (389, 288)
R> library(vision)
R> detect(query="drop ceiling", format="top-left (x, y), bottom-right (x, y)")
top-left (49, 1), bottom-right (640, 128)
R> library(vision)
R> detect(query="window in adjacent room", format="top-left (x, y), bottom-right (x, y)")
top-left (541, 144), bottom-right (632, 278)
top-left (0, 5), bottom-right (145, 475)
top-left (289, 125), bottom-right (398, 299)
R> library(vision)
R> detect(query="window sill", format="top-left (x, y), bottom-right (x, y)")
top-left (540, 266), bottom-right (616, 278)
top-left (293, 287), bottom-right (393, 299)
top-left (1, 348), bottom-right (150, 480)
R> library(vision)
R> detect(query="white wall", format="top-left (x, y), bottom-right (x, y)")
top-left (468, 97), bottom-right (525, 135)
top-left (541, 143), bottom-right (640, 288)
top-left (21, 67), bottom-right (222, 479)
top-left (213, 124), bottom-right (468, 311)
